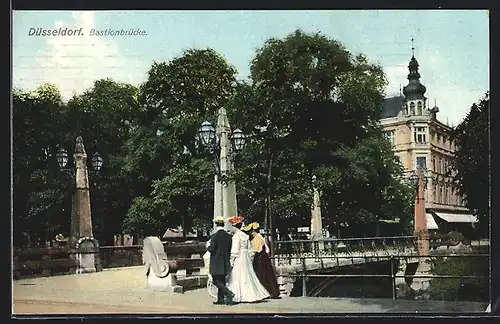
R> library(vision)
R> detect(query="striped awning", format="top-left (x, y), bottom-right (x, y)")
top-left (425, 213), bottom-right (439, 230)
top-left (432, 212), bottom-right (478, 224)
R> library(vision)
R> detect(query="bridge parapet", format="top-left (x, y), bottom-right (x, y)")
top-left (271, 235), bottom-right (488, 297)
top-left (274, 235), bottom-right (418, 267)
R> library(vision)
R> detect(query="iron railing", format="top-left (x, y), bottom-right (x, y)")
top-left (271, 244), bottom-right (489, 302)
top-left (272, 236), bottom-right (489, 266)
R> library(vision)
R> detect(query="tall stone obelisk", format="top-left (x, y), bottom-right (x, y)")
top-left (71, 136), bottom-right (93, 240)
top-left (414, 168), bottom-right (429, 257)
top-left (411, 168), bottom-right (431, 293)
top-left (70, 136), bottom-right (99, 273)
top-left (213, 108), bottom-right (238, 231)
top-left (310, 175), bottom-right (324, 251)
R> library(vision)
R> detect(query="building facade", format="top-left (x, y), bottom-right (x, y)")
top-left (379, 54), bottom-right (476, 232)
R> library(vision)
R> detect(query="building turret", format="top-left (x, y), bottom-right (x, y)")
top-left (402, 39), bottom-right (427, 116)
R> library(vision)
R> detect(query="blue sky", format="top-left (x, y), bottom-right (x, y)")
top-left (13, 10), bottom-right (489, 126)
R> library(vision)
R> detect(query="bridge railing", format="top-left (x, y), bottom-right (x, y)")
top-left (274, 253), bottom-right (489, 302)
top-left (273, 235), bottom-right (489, 266)
top-left (273, 235), bottom-right (418, 266)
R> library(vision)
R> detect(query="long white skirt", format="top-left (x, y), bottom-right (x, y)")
top-left (227, 249), bottom-right (270, 303)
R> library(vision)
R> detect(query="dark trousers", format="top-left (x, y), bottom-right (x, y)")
top-left (212, 274), bottom-right (233, 302)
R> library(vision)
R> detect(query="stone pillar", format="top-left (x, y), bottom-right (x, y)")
top-left (214, 108), bottom-right (238, 231)
top-left (123, 234), bottom-right (133, 246)
top-left (310, 175), bottom-right (324, 251)
top-left (414, 168), bottom-right (429, 257)
top-left (114, 234), bottom-right (122, 246)
top-left (69, 136), bottom-right (99, 273)
top-left (411, 168), bottom-right (431, 294)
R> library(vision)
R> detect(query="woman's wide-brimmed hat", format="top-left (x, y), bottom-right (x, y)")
top-left (242, 222), bottom-right (260, 232)
top-left (228, 216), bottom-right (244, 225)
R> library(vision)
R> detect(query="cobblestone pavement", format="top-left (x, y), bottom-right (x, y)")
top-left (12, 267), bottom-right (488, 315)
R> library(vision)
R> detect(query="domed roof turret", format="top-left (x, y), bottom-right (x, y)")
top-left (402, 55), bottom-right (427, 99)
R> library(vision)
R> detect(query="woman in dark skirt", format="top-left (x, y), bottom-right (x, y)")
top-left (243, 222), bottom-right (281, 299)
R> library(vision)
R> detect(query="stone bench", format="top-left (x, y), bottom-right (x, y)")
top-left (143, 236), bottom-right (207, 294)
top-left (169, 258), bottom-right (206, 277)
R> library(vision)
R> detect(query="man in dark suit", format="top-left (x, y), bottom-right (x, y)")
top-left (208, 216), bottom-right (235, 305)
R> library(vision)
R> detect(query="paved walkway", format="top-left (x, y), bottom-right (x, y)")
top-left (13, 266), bottom-right (488, 315)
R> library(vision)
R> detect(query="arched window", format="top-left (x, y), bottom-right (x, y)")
top-left (417, 102), bottom-right (423, 115)
top-left (410, 102), bottom-right (415, 115)
top-left (403, 103), bottom-right (408, 115)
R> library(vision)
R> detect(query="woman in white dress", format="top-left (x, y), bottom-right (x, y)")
top-left (227, 216), bottom-right (270, 303)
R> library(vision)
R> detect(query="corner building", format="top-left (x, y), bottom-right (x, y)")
top-left (379, 54), bottom-right (477, 235)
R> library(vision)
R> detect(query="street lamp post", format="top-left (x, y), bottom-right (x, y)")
top-left (198, 108), bottom-right (246, 231)
top-left (56, 136), bottom-right (103, 273)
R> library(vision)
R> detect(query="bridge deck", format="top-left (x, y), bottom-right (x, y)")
top-left (13, 266), bottom-right (487, 315)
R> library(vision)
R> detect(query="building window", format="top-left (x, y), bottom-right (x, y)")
top-left (438, 186), bottom-right (443, 204)
top-left (444, 186), bottom-right (449, 205)
top-left (432, 157), bottom-right (436, 172)
top-left (416, 156), bottom-right (427, 170)
top-left (417, 102), bottom-right (423, 115)
top-left (437, 134), bottom-right (441, 144)
top-left (443, 159), bottom-right (449, 175)
top-left (382, 130), bottom-right (395, 146)
top-left (403, 103), bottom-right (408, 115)
top-left (410, 102), bottom-right (415, 115)
top-left (414, 127), bottom-right (427, 143)
top-left (438, 157), bottom-right (443, 174)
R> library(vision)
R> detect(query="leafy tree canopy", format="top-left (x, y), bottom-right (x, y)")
top-left (227, 30), bottom-right (406, 231)
top-left (451, 92), bottom-right (489, 235)
top-left (121, 48), bottom-right (238, 236)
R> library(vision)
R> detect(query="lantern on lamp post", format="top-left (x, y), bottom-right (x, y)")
top-left (197, 108), bottom-right (246, 231)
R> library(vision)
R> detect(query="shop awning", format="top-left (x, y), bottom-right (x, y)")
top-left (432, 212), bottom-right (478, 224)
top-left (425, 213), bottom-right (439, 230)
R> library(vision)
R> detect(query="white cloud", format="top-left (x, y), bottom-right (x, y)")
top-left (383, 52), bottom-right (487, 126)
top-left (13, 12), bottom-right (148, 100)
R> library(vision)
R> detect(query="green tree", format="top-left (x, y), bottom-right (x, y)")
top-left (121, 48), bottom-right (238, 236)
top-left (226, 30), bottom-right (408, 237)
top-left (64, 79), bottom-right (141, 244)
top-left (450, 93), bottom-right (489, 237)
top-left (13, 84), bottom-right (69, 246)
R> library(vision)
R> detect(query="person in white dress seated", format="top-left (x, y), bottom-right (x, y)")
top-left (226, 216), bottom-right (270, 303)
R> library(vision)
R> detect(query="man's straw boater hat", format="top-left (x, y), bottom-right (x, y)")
top-left (228, 216), bottom-right (244, 225)
top-left (214, 216), bottom-right (225, 224)
top-left (243, 222), bottom-right (259, 232)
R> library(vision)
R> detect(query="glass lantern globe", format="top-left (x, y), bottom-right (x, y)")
top-left (198, 121), bottom-right (216, 150)
top-left (91, 152), bottom-right (103, 172)
top-left (231, 128), bottom-right (246, 152)
top-left (56, 147), bottom-right (69, 169)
